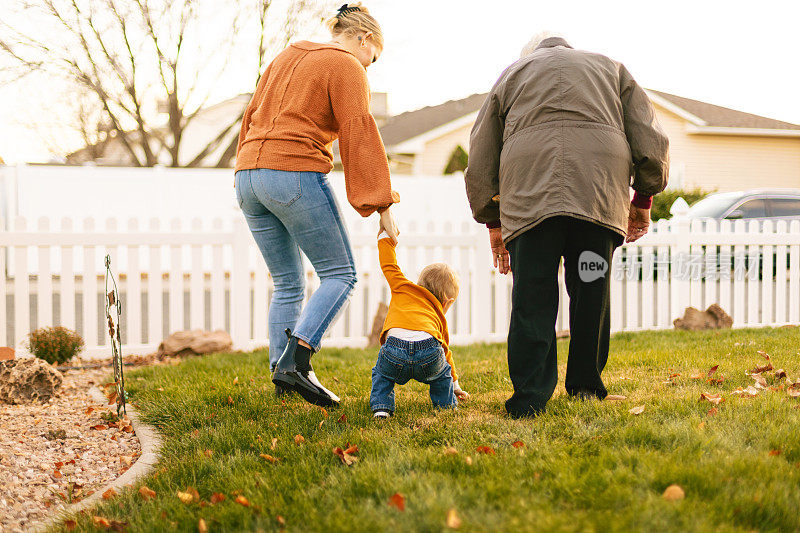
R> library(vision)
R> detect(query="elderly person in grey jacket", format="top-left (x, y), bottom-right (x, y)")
top-left (465, 34), bottom-right (669, 418)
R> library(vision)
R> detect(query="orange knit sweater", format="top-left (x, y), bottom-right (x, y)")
top-left (235, 41), bottom-right (399, 217)
top-left (378, 237), bottom-right (459, 382)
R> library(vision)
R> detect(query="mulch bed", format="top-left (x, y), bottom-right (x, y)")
top-left (0, 365), bottom-right (141, 532)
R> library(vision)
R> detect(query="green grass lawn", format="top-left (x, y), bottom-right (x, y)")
top-left (59, 327), bottom-right (800, 532)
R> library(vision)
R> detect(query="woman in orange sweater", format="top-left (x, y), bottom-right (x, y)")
top-left (234, 3), bottom-right (399, 407)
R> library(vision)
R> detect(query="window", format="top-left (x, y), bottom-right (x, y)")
top-left (728, 199), bottom-right (767, 219)
top-left (768, 198), bottom-right (800, 218)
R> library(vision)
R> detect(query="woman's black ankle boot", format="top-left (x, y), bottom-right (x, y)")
top-left (271, 329), bottom-right (340, 407)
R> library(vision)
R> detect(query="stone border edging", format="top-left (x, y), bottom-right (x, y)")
top-left (30, 386), bottom-right (162, 532)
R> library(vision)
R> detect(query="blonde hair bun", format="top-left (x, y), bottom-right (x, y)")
top-left (325, 3), bottom-right (384, 50)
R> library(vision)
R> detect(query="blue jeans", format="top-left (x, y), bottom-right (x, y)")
top-left (235, 168), bottom-right (357, 369)
top-left (370, 336), bottom-right (457, 413)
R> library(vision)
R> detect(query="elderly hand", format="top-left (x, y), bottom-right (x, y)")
top-left (626, 204), bottom-right (651, 243)
top-left (489, 227), bottom-right (510, 274)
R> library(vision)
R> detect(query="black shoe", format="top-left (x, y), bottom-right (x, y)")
top-left (272, 329), bottom-right (340, 407)
top-left (275, 383), bottom-right (291, 397)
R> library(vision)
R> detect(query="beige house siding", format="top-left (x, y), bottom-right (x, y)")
top-left (417, 123), bottom-right (473, 175)
top-left (650, 104), bottom-right (800, 192)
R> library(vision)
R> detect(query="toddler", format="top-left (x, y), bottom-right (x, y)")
top-left (370, 231), bottom-right (469, 418)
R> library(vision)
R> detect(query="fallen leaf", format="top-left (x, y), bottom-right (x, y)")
top-left (277, 515), bottom-right (286, 526)
top-left (85, 407), bottom-right (94, 415)
top-left (707, 365), bottom-right (719, 377)
top-left (210, 492), bottom-right (226, 504)
top-left (235, 495), bottom-right (250, 507)
top-left (734, 386), bottom-right (760, 397)
top-left (464, 456), bottom-right (473, 465)
top-left (138, 486), bottom-right (156, 501)
top-left (662, 484), bottom-right (685, 501)
top-left (757, 350), bottom-right (770, 360)
top-left (52, 470), bottom-right (62, 479)
top-left (102, 488), bottom-right (117, 500)
top-left (774, 369), bottom-right (787, 379)
top-left (769, 449), bottom-right (781, 456)
top-left (204, 449), bottom-right (213, 458)
top-left (90, 424), bottom-right (108, 431)
top-left (191, 429), bottom-right (200, 438)
top-left (476, 446), bottom-right (495, 455)
top-left (260, 453), bottom-right (279, 463)
top-left (333, 376), bottom-right (340, 382)
top-left (629, 405), bottom-right (645, 415)
top-left (707, 407), bottom-right (718, 416)
top-left (233, 377), bottom-right (239, 386)
top-left (699, 392), bottom-right (723, 405)
top-left (669, 372), bottom-right (681, 379)
top-left (177, 491), bottom-right (194, 504)
top-left (332, 446), bottom-right (359, 466)
top-left (388, 492), bottom-right (405, 511)
top-left (511, 441), bottom-right (525, 448)
top-left (122, 425), bottom-right (134, 433)
top-left (227, 396), bottom-right (234, 404)
top-left (337, 413), bottom-right (347, 424)
top-left (446, 508), bottom-right (462, 529)
top-left (198, 518), bottom-right (208, 533)
top-left (689, 373), bottom-right (703, 380)
top-left (605, 394), bottom-right (627, 401)
top-left (93, 516), bottom-right (111, 529)
top-left (788, 386), bottom-right (800, 398)
top-left (271, 438), bottom-right (278, 449)
top-left (294, 434), bottom-right (305, 445)
top-left (752, 374), bottom-right (768, 389)
top-left (120, 455), bottom-right (134, 466)
top-left (750, 362), bottom-right (774, 374)
top-left (64, 519), bottom-right (77, 530)
top-left (320, 407), bottom-right (328, 418)
top-left (698, 421), bottom-right (706, 429)
top-left (444, 447), bottom-right (459, 456)
top-left (107, 391), bottom-right (118, 405)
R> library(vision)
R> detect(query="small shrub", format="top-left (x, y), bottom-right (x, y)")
top-left (650, 188), bottom-right (711, 221)
top-left (27, 326), bottom-right (84, 365)
top-left (443, 145), bottom-right (469, 175)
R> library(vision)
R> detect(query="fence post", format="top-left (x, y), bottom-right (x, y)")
top-left (472, 227), bottom-right (493, 343)
top-left (230, 218), bottom-right (250, 350)
top-left (670, 212), bottom-right (691, 323)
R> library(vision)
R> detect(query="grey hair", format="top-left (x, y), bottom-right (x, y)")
top-left (520, 31), bottom-right (563, 58)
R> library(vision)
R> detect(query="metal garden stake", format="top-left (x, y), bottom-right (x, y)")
top-left (105, 254), bottom-right (126, 416)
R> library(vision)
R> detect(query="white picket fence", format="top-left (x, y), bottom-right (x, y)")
top-left (1, 210), bottom-right (799, 358)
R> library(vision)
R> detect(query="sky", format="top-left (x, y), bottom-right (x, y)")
top-left (1, 0), bottom-right (799, 164)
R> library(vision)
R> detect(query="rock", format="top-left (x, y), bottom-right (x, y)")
top-left (0, 358), bottom-right (63, 404)
top-left (0, 347), bottom-right (14, 361)
top-left (673, 304), bottom-right (733, 330)
top-left (157, 330), bottom-right (233, 357)
top-left (367, 303), bottom-right (389, 347)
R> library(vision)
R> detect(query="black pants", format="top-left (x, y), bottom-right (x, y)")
top-left (505, 216), bottom-right (624, 417)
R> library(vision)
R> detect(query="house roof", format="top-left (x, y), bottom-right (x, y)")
top-left (379, 93), bottom-right (488, 148)
top-left (647, 90), bottom-right (800, 130)
top-left (378, 90), bottom-right (800, 150)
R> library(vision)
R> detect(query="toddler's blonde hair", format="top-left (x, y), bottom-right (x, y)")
top-left (324, 3), bottom-right (384, 50)
top-left (418, 263), bottom-right (460, 305)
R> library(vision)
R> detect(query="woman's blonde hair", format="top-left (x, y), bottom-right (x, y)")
top-left (418, 263), bottom-right (460, 306)
top-left (325, 3), bottom-right (384, 50)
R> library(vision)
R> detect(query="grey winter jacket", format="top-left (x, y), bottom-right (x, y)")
top-left (465, 37), bottom-right (669, 241)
